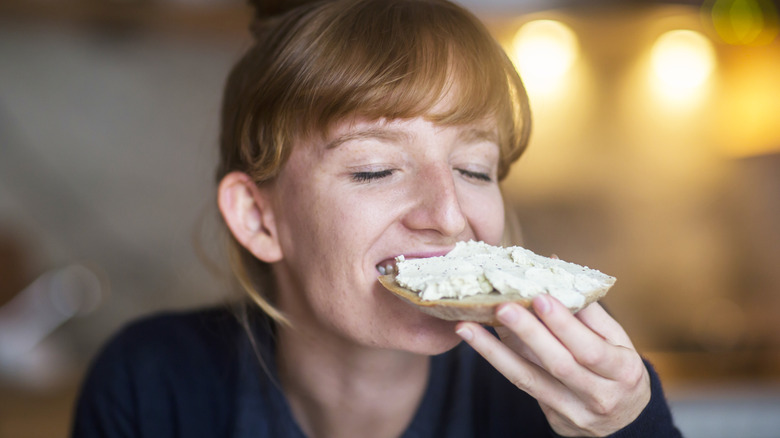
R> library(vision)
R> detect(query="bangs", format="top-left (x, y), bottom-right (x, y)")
top-left (237, 0), bottom-right (530, 181)
top-left (304, 1), bottom-right (505, 123)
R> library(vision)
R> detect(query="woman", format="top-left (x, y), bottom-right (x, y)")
top-left (72, 0), bottom-right (681, 436)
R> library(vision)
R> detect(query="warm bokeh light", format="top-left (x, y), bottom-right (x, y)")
top-left (510, 19), bottom-right (579, 96)
top-left (649, 29), bottom-right (716, 101)
top-left (705, 0), bottom-right (779, 45)
top-left (713, 49), bottom-right (780, 157)
top-left (4, 3), bottom-right (780, 438)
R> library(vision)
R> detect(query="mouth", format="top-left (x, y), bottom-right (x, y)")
top-left (375, 249), bottom-right (454, 276)
top-left (376, 258), bottom-right (398, 276)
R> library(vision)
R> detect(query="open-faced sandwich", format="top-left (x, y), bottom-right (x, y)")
top-left (378, 240), bottom-right (616, 325)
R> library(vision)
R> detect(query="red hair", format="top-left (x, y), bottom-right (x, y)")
top-left (217, 0), bottom-right (531, 322)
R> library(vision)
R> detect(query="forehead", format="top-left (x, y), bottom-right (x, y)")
top-left (318, 117), bottom-right (500, 150)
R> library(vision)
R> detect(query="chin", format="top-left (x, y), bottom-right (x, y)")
top-left (372, 282), bottom-right (464, 355)
top-left (392, 313), bottom-right (464, 356)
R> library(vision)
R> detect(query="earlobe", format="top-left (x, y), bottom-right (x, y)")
top-left (217, 171), bottom-right (283, 263)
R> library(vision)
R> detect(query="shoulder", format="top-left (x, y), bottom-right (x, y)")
top-left (108, 306), bottom-right (243, 363)
top-left (72, 306), bottom-right (247, 437)
top-left (87, 305), bottom-right (246, 395)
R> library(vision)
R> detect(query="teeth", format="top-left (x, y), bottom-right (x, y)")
top-left (376, 262), bottom-right (396, 275)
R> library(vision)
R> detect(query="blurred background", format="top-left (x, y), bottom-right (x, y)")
top-left (0, 0), bottom-right (778, 436)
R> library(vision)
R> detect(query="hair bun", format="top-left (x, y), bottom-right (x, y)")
top-left (249, 0), bottom-right (320, 37)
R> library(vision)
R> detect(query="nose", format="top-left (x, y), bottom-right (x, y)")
top-left (402, 165), bottom-right (468, 238)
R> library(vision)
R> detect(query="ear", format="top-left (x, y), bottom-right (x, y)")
top-left (218, 171), bottom-right (283, 263)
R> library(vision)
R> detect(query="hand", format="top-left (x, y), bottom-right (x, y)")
top-left (455, 295), bottom-right (651, 437)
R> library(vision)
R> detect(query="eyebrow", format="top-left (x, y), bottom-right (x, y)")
top-left (324, 127), bottom-right (412, 150)
top-left (323, 124), bottom-right (499, 150)
top-left (459, 127), bottom-right (499, 146)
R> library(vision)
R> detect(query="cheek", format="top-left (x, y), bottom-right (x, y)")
top-left (467, 190), bottom-right (505, 245)
top-left (272, 170), bottom-right (338, 269)
top-left (276, 175), bottom-right (377, 278)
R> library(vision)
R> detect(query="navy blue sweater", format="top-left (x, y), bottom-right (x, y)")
top-left (72, 308), bottom-right (681, 437)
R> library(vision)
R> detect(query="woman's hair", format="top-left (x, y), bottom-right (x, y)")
top-left (217, 0), bottom-right (531, 324)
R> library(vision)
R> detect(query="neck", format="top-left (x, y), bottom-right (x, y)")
top-left (276, 322), bottom-right (430, 438)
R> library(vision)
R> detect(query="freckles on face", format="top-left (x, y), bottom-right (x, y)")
top-left (269, 141), bottom-right (379, 315)
top-left (268, 118), bottom-right (507, 352)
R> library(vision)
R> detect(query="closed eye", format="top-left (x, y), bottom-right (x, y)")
top-left (456, 168), bottom-right (493, 182)
top-left (351, 169), bottom-right (394, 183)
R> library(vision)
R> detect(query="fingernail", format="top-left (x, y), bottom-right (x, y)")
top-left (534, 295), bottom-right (551, 315)
top-left (456, 326), bottom-right (473, 341)
top-left (497, 305), bottom-right (518, 324)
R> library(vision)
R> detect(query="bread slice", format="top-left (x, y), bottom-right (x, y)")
top-left (378, 241), bottom-right (615, 325)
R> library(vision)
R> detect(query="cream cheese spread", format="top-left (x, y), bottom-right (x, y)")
top-left (393, 240), bottom-right (615, 309)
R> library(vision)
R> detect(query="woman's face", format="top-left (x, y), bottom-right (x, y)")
top-left (268, 116), bottom-right (505, 354)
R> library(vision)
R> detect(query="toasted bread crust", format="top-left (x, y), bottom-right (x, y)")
top-left (379, 274), bottom-right (611, 326)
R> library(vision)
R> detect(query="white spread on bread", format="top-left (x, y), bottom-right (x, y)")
top-left (393, 240), bottom-right (615, 309)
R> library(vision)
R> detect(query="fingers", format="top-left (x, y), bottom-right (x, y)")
top-left (493, 326), bottom-right (543, 368)
top-left (457, 295), bottom-right (644, 389)
top-left (531, 295), bottom-right (639, 381)
top-left (491, 300), bottom-right (605, 391)
top-left (457, 296), bottom-right (653, 437)
top-left (575, 303), bottom-right (635, 349)
top-left (455, 321), bottom-right (571, 401)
